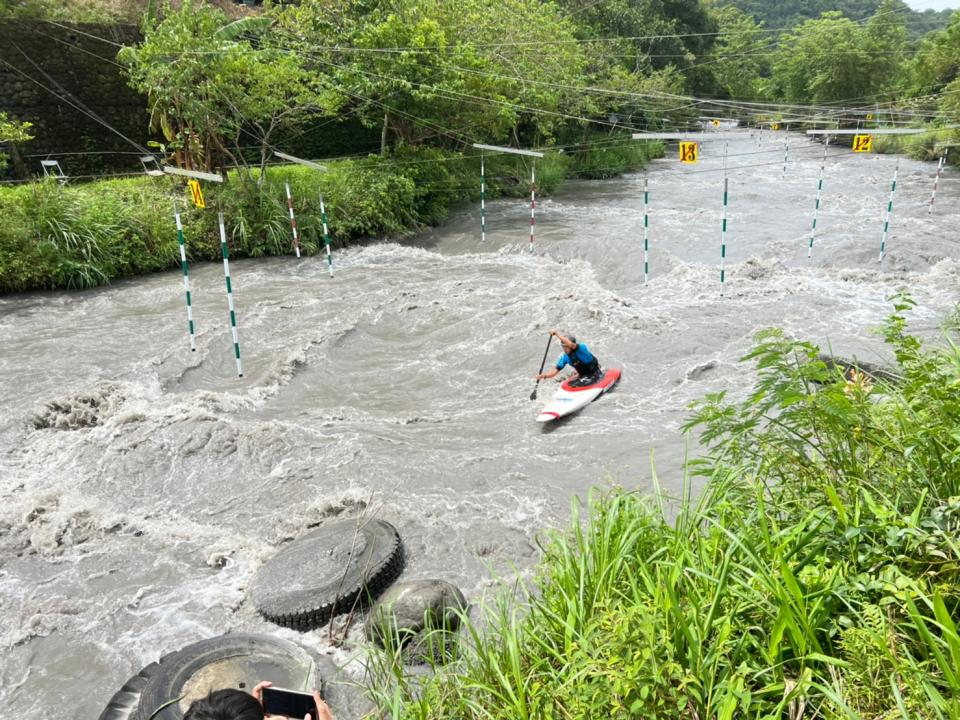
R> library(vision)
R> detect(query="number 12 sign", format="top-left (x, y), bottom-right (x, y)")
top-left (679, 142), bottom-right (699, 164)
top-left (852, 134), bottom-right (873, 153)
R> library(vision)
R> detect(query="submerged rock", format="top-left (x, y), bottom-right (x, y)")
top-left (364, 579), bottom-right (467, 645)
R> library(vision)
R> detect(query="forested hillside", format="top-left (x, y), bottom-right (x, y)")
top-left (718, 0), bottom-right (954, 38)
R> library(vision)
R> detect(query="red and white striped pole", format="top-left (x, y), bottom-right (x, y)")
top-left (929, 147), bottom-right (948, 215)
top-left (285, 181), bottom-right (301, 258)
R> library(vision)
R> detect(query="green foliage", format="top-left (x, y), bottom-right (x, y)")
top-left (871, 128), bottom-right (957, 160)
top-left (272, 0), bottom-right (593, 150)
top-left (1, 143), bottom-right (632, 292)
top-left (555, 0), bottom-right (718, 94)
top-left (716, 0), bottom-right (953, 40)
top-left (771, 9), bottom-right (906, 105)
top-left (367, 300), bottom-right (960, 719)
top-left (0, 112), bottom-right (33, 173)
top-left (704, 4), bottom-right (770, 101)
top-left (562, 132), bottom-right (662, 180)
top-left (118, 0), bottom-right (333, 174)
top-left (0, 0), bottom-right (144, 22)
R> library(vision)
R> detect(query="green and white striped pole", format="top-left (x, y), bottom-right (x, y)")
top-left (929, 147), bottom-right (948, 215)
top-left (285, 181), bottom-right (301, 258)
top-left (528, 161), bottom-right (536, 250)
top-left (218, 211), bottom-right (243, 377)
top-left (878, 159), bottom-right (899, 263)
top-left (720, 142), bottom-right (729, 296)
top-left (480, 153), bottom-right (486, 242)
top-left (808, 139), bottom-right (829, 259)
top-left (319, 193), bottom-right (334, 278)
top-left (642, 176), bottom-right (650, 285)
top-left (174, 200), bottom-right (196, 352)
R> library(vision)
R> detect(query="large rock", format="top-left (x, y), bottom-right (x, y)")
top-left (364, 579), bottom-right (467, 645)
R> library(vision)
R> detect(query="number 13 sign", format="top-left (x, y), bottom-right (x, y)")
top-left (679, 142), bottom-right (699, 163)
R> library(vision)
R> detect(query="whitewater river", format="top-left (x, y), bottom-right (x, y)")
top-left (1, 132), bottom-right (958, 718)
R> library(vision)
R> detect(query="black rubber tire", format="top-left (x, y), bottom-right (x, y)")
top-left (817, 353), bottom-right (902, 385)
top-left (252, 519), bottom-right (404, 630)
top-left (97, 660), bottom-right (165, 720)
top-left (137, 634), bottom-right (323, 720)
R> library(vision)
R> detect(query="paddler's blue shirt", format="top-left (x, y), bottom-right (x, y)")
top-left (556, 343), bottom-right (596, 371)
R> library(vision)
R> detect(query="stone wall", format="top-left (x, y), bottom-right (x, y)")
top-left (0, 21), bottom-right (150, 179)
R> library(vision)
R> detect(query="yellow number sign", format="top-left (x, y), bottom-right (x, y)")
top-left (771, 123), bottom-right (780, 131)
top-left (866, 113), bottom-right (874, 121)
top-left (188, 179), bottom-right (206, 208)
top-left (679, 142), bottom-right (699, 164)
top-left (852, 134), bottom-right (873, 153)
top-left (711, 119), bottom-right (720, 127)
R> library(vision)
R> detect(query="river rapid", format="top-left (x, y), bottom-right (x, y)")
top-left (1, 132), bottom-right (958, 718)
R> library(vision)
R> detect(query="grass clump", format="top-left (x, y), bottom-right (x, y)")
top-left (367, 295), bottom-right (960, 719)
top-left (872, 128), bottom-right (959, 162)
top-left (0, 143), bottom-right (649, 293)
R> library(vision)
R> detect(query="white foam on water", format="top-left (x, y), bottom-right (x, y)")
top-left (1, 133), bottom-right (958, 718)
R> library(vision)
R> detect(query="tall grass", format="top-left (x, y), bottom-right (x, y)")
top-left (367, 297), bottom-right (960, 719)
top-left (0, 144), bottom-right (652, 293)
top-left (872, 128), bottom-right (959, 162)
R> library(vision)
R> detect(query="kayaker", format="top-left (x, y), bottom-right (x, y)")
top-left (535, 330), bottom-right (602, 386)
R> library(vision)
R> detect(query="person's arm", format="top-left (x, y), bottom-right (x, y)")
top-left (536, 367), bottom-right (561, 381)
top-left (549, 329), bottom-right (575, 347)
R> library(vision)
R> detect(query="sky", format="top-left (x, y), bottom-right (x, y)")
top-left (903, 0), bottom-right (959, 10)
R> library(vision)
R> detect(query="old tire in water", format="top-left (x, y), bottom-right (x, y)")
top-left (252, 519), bottom-right (404, 630)
top-left (99, 633), bottom-right (335, 720)
top-left (98, 659), bottom-right (165, 720)
top-left (99, 633), bottom-right (370, 720)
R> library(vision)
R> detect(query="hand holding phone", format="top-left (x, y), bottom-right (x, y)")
top-left (259, 685), bottom-right (331, 720)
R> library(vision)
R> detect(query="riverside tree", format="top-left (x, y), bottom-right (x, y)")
top-left (770, 9), bottom-right (905, 106)
top-left (118, 0), bottom-right (336, 174)
top-left (704, 4), bottom-right (770, 100)
top-left (0, 112), bottom-right (33, 173)
top-left (271, 0), bottom-right (593, 152)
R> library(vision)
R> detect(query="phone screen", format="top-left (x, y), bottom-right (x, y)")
top-left (261, 687), bottom-right (317, 719)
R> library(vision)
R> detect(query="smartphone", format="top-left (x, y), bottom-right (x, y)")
top-left (261, 686), bottom-right (317, 719)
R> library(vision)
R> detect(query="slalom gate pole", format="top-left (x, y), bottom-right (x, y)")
top-left (319, 193), bottom-right (334, 278)
top-left (529, 161), bottom-right (536, 250)
top-left (929, 147), bottom-right (948, 215)
top-left (174, 200), bottom-right (196, 352)
top-left (285, 181), bottom-right (301, 258)
top-left (720, 142), bottom-right (728, 296)
top-left (878, 158), bottom-right (899, 263)
top-left (480, 152), bottom-right (486, 242)
top-left (808, 138), bottom-right (829, 259)
top-left (642, 176), bottom-right (650, 285)
top-left (783, 138), bottom-right (790, 177)
top-left (218, 211), bottom-right (243, 377)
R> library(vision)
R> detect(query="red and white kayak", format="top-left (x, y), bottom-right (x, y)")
top-left (536, 368), bottom-right (622, 423)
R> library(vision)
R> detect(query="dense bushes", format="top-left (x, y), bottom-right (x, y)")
top-left (872, 128), bottom-right (959, 162)
top-left (368, 298), bottom-right (960, 719)
top-left (0, 143), bottom-right (658, 293)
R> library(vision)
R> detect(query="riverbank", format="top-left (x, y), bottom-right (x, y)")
top-left (0, 137), bottom-right (660, 294)
top-left (367, 301), bottom-right (960, 718)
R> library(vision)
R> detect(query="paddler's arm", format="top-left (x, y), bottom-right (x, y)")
top-left (536, 367), bottom-right (561, 381)
top-left (549, 329), bottom-right (575, 347)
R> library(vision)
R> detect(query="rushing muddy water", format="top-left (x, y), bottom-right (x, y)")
top-left (1, 132), bottom-right (958, 718)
